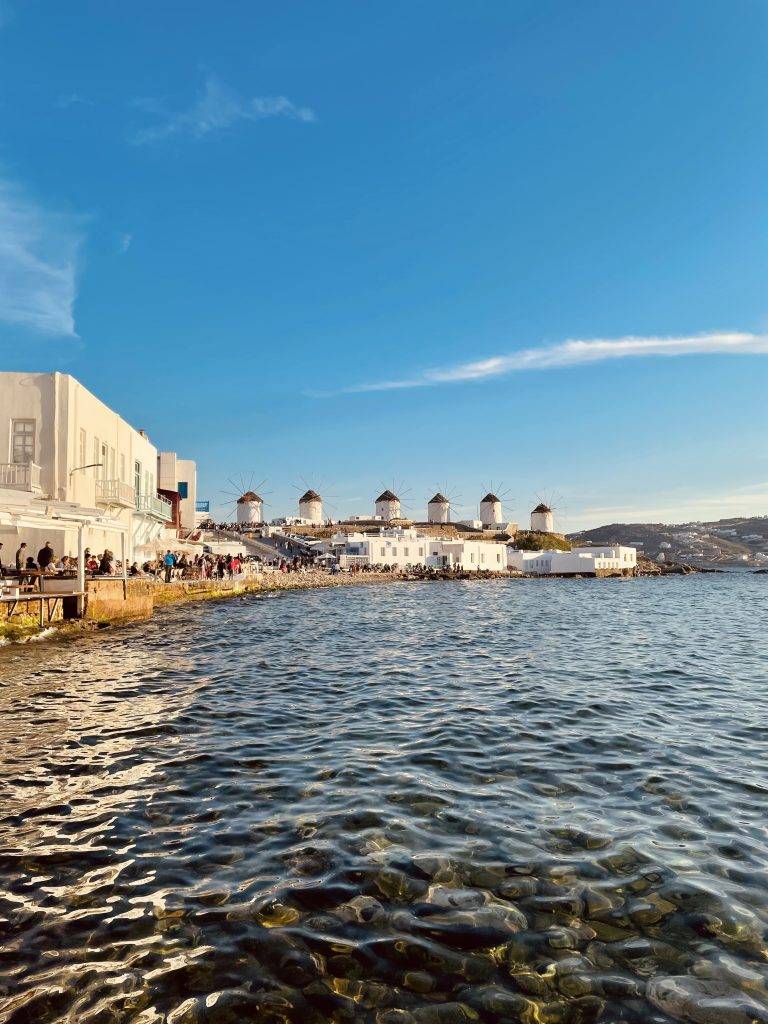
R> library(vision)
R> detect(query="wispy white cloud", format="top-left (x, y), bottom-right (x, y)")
top-left (129, 73), bottom-right (316, 144)
top-left (118, 232), bottom-right (132, 253)
top-left (56, 92), bottom-right (95, 109)
top-left (320, 332), bottom-right (768, 395)
top-left (0, 177), bottom-right (84, 337)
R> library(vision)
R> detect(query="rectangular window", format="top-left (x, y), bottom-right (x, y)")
top-left (134, 460), bottom-right (142, 496)
top-left (79, 428), bottom-right (86, 468)
top-left (100, 442), bottom-right (108, 480)
top-left (109, 446), bottom-right (116, 479)
top-left (403, 547), bottom-right (409, 556)
top-left (392, 548), bottom-right (398, 556)
top-left (380, 547), bottom-right (386, 556)
top-left (93, 437), bottom-right (100, 475)
top-left (11, 419), bottom-right (35, 464)
top-left (178, 481), bottom-right (188, 499)
top-left (120, 453), bottom-right (126, 482)
top-left (419, 547), bottom-right (424, 556)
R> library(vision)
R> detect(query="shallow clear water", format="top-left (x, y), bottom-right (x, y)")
top-left (1, 576), bottom-right (767, 1023)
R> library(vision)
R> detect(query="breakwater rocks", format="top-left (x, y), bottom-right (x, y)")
top-left (153, 570), bottom-right (403, 605)
top-left (636, 559), bottom-right (709, 577)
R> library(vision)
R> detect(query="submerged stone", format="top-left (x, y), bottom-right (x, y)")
top-left (647, 975), bottom-right (768, 1024)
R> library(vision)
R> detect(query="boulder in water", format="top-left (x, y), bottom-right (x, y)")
top-left (647, 975), bottom-right (768, 1024)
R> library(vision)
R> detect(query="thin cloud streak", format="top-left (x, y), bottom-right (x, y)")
top-left (0, 177), bottom-right (84, 337)
top-left (322, 332), bottom-right (768, 395)
top-left (56, 93), bottom-right (95, 109)
top-left (130, 73), bottom-right (316, 144)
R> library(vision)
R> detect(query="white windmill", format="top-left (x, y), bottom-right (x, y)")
top-left (298, 488), bottom-right (323, 524)
top-left (375, 489), bottom-right (401, 521)
top-left (219, 473), bottom-right (271, 526)
top-left (374, 481), bottom-right (414, 522)
top-left (425, 485), bottom-right (465, 525)
top-left (477, 482), bottom-right (514, 529)
top-left (427, 492), bottom-right (450, 524)
top-left (529, 491), bottom-right (567, 535)
top-left (291, 478), bottom-right (338, 525)
top-left (237, 490), bottom-right (265, 525)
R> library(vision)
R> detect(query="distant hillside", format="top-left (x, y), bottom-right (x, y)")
top-left (568, 516), bottom-right (768, 566)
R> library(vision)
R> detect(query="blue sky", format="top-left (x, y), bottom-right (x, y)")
top-left (2, 0), bottom-right (767, 529)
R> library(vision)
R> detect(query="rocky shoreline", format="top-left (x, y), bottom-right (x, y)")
top-left (635, 557), bottom-right (719, 577)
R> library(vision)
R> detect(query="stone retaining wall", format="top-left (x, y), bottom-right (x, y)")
top-left (85, 579), bottom-right (155, 622)
top-left (85, 571), bottom-right (402, 623)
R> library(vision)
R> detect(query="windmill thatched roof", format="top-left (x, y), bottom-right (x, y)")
top-left (237, 491), bottom-right (263, 504)
top-left (299, 489), bottom-right (321, 503)
top-left (376, 490), bottom-right (399, 502)
top-left (481, 492), bottom-right (501, 504)
top-left (532, 502), bottom-right (552, 513)
top-left (429, 492), bottom-right (449, 504)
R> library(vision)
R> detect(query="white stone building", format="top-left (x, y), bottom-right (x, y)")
top-left (299, 489), bottom-right (323, 524)
top-left (334, 527), bottom-right (507, 572)
top-left (0, 372), bottom-right (173, 561)
top-left (157, 451), bottom-right (197, 532)
top-left (507, 545), bottom-right (637, 576)
top-left (375, 490), bottom-right (401, 521)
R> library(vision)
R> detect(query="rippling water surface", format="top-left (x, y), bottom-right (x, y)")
top-left (1, 577), bottom-right (767, 1024)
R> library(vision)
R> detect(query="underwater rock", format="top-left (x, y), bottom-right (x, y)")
top-left (336, 894), bottom-right (388, 925)
top-left (166, 990), bottom-right (272, 1024)
top-left (691, 952), bottom-right (768, 992)
top-left (410, 1002), bottom-right (479, 1023)
top-left (526, 895), bottom-right (585, 918)
top-left (647, 975), bottom-right (768, 1024)
top-left (425, 886), bottom-right (488, 910)
top-left (497, 876), bottom-right (538, 900)
top-left (459, 985), bottom-right (538, 1019)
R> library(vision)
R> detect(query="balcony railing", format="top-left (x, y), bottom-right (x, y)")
top-left (95, 479), bottom-right (136, 508)
top-left (0, 462), bottom-right (41, 492)
top-left (136, 492), bottom-right (173, 521)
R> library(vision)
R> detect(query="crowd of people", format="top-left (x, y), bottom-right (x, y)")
top-left (0, 540), bottom-right (258, 585)
top-left (0, 540), bottom-right (69, 581)
top-left (198, 520), bottom-right (259, 535)
top-left (135, 551), bottom-right (251, 582)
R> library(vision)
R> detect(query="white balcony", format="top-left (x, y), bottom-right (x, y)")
top-left (0, 462), bottom-right (42, 493)
top-left (136, 492), bottom-right (173, 522)
top-left (96, 479), bottom-right (136, 508)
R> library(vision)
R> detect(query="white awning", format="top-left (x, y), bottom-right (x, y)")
top-left (0, 493), bottom-right (128, 533)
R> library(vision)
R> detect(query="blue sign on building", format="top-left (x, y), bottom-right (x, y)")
top-left (195, 500), bottom-right (210, 512)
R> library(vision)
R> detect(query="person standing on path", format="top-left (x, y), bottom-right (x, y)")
top-left (15, 542), bottom-right (27, 571)
top-left (163, 550), bottom-right (175, 583)
top-left (37, 541), bottom-right (55, 571)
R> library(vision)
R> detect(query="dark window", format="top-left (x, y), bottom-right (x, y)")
top-left (178, 481), bottom-right (188, 499)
